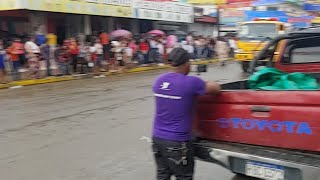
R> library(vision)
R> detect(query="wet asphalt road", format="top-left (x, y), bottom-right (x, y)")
top-left (0, 62), bottom-right (256, 180)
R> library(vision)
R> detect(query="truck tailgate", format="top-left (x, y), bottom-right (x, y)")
top-left (194, 90), bottom-right (320, 152)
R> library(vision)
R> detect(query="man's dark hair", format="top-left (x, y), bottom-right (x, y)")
top-left (169, 48), bottom-right (192, 67)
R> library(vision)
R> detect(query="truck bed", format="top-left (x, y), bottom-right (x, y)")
top-left (194, 80), bottom-right (320, 152)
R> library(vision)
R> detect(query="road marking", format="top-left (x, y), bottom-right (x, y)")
top-left (9, 85), bottom-right (23, 89)
top-left (139, 136), bottom-right (152, 143)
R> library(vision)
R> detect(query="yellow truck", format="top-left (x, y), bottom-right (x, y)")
top-left (235, 18), bottom-right (288, 72)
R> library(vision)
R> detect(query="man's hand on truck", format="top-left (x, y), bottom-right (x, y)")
top-left (206, 81), bottom-right (221, 94)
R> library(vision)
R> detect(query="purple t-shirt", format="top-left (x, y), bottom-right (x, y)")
top-left (152, 72), bottom-right (206, 141)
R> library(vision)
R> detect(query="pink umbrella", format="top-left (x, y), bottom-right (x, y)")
top-left (110, 29), bottom-right (132, 38)
top-left (148, 30), bottom-right (165, 36)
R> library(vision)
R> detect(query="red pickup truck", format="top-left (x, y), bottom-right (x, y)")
top-left (194, 30), bottom-right (320, 180)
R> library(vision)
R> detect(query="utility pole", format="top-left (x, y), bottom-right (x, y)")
top-left (217, 6), bottom-right (220, 38)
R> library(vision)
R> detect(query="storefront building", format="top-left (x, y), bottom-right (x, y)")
top-left (189, 5), bottom-right (218, 36)
top-left (0, 0), bottom-right (193, 44)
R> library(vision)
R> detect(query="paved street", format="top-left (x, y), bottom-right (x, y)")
top-left (0, 62), bottom-right (256, 180)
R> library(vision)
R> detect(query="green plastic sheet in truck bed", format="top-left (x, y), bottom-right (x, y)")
top-left (249, 68), bottom-right (320, 90)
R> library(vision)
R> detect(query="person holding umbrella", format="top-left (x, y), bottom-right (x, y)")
top-left (147, 30), bottom-right (165, 64)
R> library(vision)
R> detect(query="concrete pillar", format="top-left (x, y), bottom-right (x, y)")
top-left (130, 19), bottom-right (139, 34)
top-left (107, 17), bottom-right (115, 33)
top-left (153, 21), bottom-right (159, 30)
top-left (102, 17), bottom-right (108, 32)
top-left (84, 15), bottom-right (92, 35)
top-left (29, 12), bottom-right (48, 35)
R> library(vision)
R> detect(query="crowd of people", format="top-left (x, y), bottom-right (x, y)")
top-left (0, 31), bottom-right (236, 84)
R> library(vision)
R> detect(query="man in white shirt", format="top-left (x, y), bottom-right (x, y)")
top-left (94, 39), bottom-right (104, 71)
top-left (25, 36), bottom-right (40, 54)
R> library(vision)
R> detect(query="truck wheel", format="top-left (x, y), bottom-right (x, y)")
top-left (232, 172), bottom-right (247, 178)
top-left (242, 62), bottom-right (249, 72)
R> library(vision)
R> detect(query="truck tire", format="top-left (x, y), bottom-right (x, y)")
top-left (242, 62), bottom-right (249, 72)
top-left (232, 172), bottom-right (248, 179)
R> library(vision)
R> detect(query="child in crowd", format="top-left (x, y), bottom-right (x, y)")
top-left (55, 44), bottom-right (70, 75)
top-left (27, 53), bottom-right (40, 79)
top-left (138, 39), bottom-right (149, 64)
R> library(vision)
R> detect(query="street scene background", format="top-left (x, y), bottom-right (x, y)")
top-left (0, 63), bottom-right (254, 180)
top-left (1, 0), bottom-right (320, 179)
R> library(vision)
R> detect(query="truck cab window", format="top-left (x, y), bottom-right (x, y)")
top-left (291, 46), bottom-right (320, 64)
top-left (281, 37), bottom-right (320, 64)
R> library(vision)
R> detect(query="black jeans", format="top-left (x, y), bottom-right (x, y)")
top-left (72, 55), bottom-right (78, 73)
top-left (152, 137), bottom-right (194, 180)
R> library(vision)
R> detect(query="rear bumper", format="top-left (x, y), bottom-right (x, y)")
top-left (195, 141), bottom-right (320, 180)
top-left (234, 53), bottom-right (254, 61)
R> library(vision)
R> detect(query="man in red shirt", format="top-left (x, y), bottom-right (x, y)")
top-left (139, 39), bottom-right (150, 64)
top-left (99, 31), bottom-right (110, 61)
top-left (7, 42), bottom-right (20, 80)
top-left (68, 38), bottom-right (79, 73)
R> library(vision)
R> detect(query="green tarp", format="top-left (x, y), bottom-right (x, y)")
top-left (249, 68), bottom-right (320, 90)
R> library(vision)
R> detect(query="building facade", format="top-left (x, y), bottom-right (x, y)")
top-left (0, 0), bottom-right (193, 44)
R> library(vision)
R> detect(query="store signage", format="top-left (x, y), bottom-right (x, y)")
top-left (136, 9), bottom-right (193, 22)
top-left (288, 17), bottom-right (311, 23)
top-left (221, 10), bottom-right (245, 17)
top-left (193, 5), bottom-right (217, 17)
top-left (219, 1), bottom-right (252, 8)
top-left (135, 0), bottom-right (192, 14)
top-left (227, 0), bottom-right (251, 2)
top-left (253, 0), bottom-right (284, 6)
top-left (134, 0), bottom-right (193, 22)
top-left (0, 0), bottom-right (22, 11)
top-left (187, 0), bottom-right (226, 4)
top-left (304, 3), bottom-right (320, 11)
top-left (21, 0), bottom-right (134, 18)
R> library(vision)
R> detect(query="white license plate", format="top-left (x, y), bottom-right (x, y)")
top-left (245, 161), bottom-right (285, 180)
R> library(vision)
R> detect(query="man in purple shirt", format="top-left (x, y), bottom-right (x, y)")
top-left (152, 48), bottom-right (220, 180)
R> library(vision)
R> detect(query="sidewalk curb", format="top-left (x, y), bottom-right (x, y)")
top-left (1, 59), bottom-right (231, 89)
top-left (0, 84), bottom-right (10, 89)
top-left (9, 76), bottom-right (75, 87)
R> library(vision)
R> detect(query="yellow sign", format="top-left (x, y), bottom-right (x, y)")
top-left (187, 0), bottom-right (226, 4)
top-left (24, 0), bottom-right (133, 18)
top-left (0, 0), bottom-right (21, 11)
top-left (311, 17), bottom-right (320, 24)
